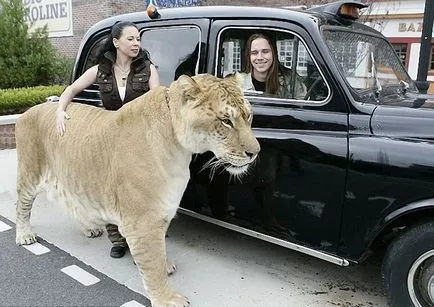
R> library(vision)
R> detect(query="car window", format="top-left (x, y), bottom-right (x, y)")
top-left (323, 29), bottom-right (417, 98)
top-left (217, 28), bottom-right (329, 102)
top-left (141, 26), bottom-right (201, 86)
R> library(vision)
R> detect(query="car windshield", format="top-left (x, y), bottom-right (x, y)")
top-left (323, 28), bottom-right (418, 103)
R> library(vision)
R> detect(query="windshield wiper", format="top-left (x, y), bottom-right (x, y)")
top-left (370, 51), bottom-right (382, 99)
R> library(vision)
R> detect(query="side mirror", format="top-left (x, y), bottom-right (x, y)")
top-left (414, 80), bottom-right (430, 94)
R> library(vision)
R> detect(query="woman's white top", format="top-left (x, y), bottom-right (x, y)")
top-left (118, 86), bottom-right (126, 102)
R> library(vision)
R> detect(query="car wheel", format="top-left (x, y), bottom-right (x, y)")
top-left (382, 220), bottom-right (434, 307)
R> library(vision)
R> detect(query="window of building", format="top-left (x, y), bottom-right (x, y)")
top-left (278, 39), bottom-right (293, 67)
top-left (392, 43), bottom-right (408, 67)
top-left (217, 28), bottom-right (329, 102)
top-left (277, 40), bottom-right (308, 71)
top-left (141, 26), bottom-right (201, 86)
top-left (326, 40), bottom-right (358, 74)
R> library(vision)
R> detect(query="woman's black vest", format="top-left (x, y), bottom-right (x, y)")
top-left (96, 49), bottom-right (151, 110)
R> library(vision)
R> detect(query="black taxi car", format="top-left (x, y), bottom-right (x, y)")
top-left (69, 2), bottom-right (434, 306)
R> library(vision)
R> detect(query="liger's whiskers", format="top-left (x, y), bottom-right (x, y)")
top-left (199, 156), bottom-right (218, 173)
top-left (208, 159), bottom-right (224, 181)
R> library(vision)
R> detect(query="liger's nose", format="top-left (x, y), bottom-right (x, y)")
top-left (245, 151), bottom-right (255, 158)
top-left (244, 141), bottom-right (260, 159)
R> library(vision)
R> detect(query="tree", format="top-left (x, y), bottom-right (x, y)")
top-left (0, 0), bottom-right (59, 89)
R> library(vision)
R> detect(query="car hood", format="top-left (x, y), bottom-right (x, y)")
top-left (371, 93), bottom-right (434, 140)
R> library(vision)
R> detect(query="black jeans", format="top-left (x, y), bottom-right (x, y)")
top-left (106, 224), bottom-right (127, 247)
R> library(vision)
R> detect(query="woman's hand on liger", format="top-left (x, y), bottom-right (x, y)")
top-left (56, 110), bottom-right (70, 136)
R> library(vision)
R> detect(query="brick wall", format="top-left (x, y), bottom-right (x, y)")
top-left (0, 124), bottom-right (16, 150)
top-left (50, 0), bottom-right (334, 59)
top-left (50, 0), bottom-right (145, 59)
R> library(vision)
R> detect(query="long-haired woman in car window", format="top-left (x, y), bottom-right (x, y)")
top-left (235, 33), bottom-right (306, 99)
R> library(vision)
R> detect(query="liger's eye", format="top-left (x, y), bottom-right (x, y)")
top-left (221, 118), bottom-right (233, 128)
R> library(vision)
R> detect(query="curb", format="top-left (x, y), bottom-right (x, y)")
top-left (0, 114), bottom-right (20, 125)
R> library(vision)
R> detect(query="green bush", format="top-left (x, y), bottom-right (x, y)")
top-left (0, 85), bottom-right (65, 115)
top-left (0, 0), bottom-right (68, 89)
top-left (53, 55), bottom-right (74, 86)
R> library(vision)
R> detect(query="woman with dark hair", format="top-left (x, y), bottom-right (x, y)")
top-left (55, 21), bottom-right (160, 259)
top-left (235, 33), bottom-right (306, 99)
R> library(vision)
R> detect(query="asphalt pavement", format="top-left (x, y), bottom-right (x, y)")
top-left (0, 215), bottom-right (151, 307)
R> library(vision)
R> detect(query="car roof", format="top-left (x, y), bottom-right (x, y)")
top-left (80, 5), bottom-right (383, 47)
top-left (86, 6), bottom-right (320, 33)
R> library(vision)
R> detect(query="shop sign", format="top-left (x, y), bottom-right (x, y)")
top-left (398, 22), bottom-right (423, 32)
top-left (23, 0), bottom-right (73, 38)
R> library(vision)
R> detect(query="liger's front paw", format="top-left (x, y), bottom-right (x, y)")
top-left (16, 231), bottom-right (37, 245)
top-left (152, 292), bottom-right (189, 307)
top-left (82, 228), bottom-right (104, 238)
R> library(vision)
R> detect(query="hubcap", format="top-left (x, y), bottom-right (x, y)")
top-left (428, 275), bottom-right (434, 303)
top-left (408, 250), bottom-right (434, 307)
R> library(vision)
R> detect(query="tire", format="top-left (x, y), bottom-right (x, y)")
top-left (382, 220), bottom-right (434, 307)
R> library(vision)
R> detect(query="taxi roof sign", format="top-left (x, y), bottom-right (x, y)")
top-left (309, 1), bottom-right (368, 21)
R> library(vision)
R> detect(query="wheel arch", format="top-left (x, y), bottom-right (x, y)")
top-left (367, 199), bottom-right (434, 259)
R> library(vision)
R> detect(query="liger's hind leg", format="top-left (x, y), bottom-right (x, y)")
top-left (14, 113), bottom-right (46, 245)
top-left (15, 155), bottom-right (43, 245)
top-left (15, 184), bottom-right (39, 245)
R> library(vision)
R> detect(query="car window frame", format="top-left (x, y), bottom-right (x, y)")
top-left (320, 25), bottom-right (418, 105)
top-left (214, 25), bottom-right (332, 106)
top-left (140, 24), bottom-right (203, 86)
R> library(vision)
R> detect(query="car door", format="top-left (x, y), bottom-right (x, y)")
top-left (198, 19), bottom-right (350, 255)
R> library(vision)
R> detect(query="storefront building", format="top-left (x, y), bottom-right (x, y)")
top-left (364, 0), bottom-right (434, 93)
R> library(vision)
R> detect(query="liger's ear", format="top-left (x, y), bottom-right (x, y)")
top-left (224, 72), bottom-right (245, 91)
top-left (177, 75), bottom-right (201, 102)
